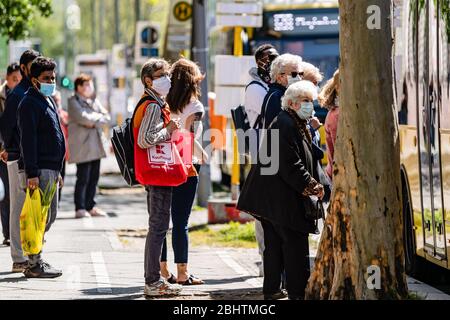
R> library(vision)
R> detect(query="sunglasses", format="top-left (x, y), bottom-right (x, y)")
top-left (283, 71), bottom-right (304, 78)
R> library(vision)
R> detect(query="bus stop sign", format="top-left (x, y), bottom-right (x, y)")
top-left (173, 1), bottom-right (192, 22)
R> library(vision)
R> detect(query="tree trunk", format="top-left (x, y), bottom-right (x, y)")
top-left (305, 0), bottom-right (408, 300)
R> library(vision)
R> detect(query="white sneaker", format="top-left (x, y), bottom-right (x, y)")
top-left (144, 279), bottom-right (182, 297)
top-left (75, 209), bottom-right (89, 219)
top-left (89, 207), bottom-right (107, 217)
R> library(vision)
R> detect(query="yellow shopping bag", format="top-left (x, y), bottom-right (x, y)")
top-left (20, 188), bottom-right (47, 256)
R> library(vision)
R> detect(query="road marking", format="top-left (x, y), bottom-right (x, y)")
top-left (83, 216), bottom-right (94, 229)
top-left (90, 252), bottom-right (112, 293)
top-left (216, 250), bottom-right (262, 288)
top-left (106, 231), bottom-right (123, 250)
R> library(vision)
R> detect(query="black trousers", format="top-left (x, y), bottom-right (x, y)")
top-left (74, 159), bottom-right (101, 211)
top-left (261, 219), bottom-right (310, 298)
top-left (0, 161), bottom-right (9, 239)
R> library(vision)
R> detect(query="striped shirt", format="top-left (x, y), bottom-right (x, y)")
top-left (137, 89), bottom-right (171, 149)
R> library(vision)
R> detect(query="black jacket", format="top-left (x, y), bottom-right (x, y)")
top-left (17, 87), bottom-right (66, 178)
top-left (0, 77), bottom-right (33, 161)
top-left (260, 83), bottom-right (286, 129)
top-left (237, 109), bottom-right (318, 234)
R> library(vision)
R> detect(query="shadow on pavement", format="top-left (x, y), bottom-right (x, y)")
top-left (208, 288), bottom-right (263, 300)
top-left (81, 286), bottom-right (143, 298)
top-left (203, 275), bottom-right (259, 285)
top-left (0, 276), bottom-right (28, 283)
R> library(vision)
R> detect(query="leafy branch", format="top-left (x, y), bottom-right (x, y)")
top-left (0, 0), bottom-right (53, 41)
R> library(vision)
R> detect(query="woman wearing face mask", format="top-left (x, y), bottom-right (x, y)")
top-left (160, 58), bottom-right (207, 286)
top-left (258, 54), bottom-right (303, 130)
top-left (133, 58), bottom-right (184, 297)
top-left (318, 69), bottom-right (340, 181)
top-left (68, 74), bottom-right (111, 219)
top-left (237, 81), bottom-right (324, 300)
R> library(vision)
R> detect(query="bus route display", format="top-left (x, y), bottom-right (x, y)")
top-left (267, 10), bottom-right (340, 37)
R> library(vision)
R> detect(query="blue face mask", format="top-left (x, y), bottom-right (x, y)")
top-left (38, 82), bottom-right (56, 97)
top-left (297, 102), bottom-right (314, 120)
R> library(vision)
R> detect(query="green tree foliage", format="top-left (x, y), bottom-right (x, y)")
top-left (0, 0), bottom-right (53, 40)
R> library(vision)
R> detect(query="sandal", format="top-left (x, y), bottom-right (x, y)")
top-left (166, 273), bottom-right (177, 284)
top-left (177, 274), bottom-right (205, 286)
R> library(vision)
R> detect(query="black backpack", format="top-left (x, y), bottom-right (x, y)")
top-left (230, 81), bottom-right (266, 154)
top-left (111, 95), bottom-right (154, 186)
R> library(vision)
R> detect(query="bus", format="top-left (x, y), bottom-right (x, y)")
top-left (395, 0), bottom-right (450, 273)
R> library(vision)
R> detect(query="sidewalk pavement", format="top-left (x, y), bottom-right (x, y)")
top-left (0, 153), bottom-right (448, 300)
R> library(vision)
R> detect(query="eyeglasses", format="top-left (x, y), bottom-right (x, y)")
top-left (152, 72), bottom-right (169, 80)
top-left (283, 71), bottom-right (304, 78)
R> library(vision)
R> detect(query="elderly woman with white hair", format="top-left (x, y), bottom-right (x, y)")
top-left (256, 53), bottom-right (303, 129)
top-left (238, 80), bottom-right (324, 300)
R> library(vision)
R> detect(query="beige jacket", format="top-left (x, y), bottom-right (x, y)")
top-left (67, 94), bottom-right (111, 164)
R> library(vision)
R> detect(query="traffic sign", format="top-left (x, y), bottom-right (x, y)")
top-left (173, 1), bottom-right (192, 22)
top-left (216, 0), bottom-right (263, 27)
top-left (134, 22), bottom-right (160, 64)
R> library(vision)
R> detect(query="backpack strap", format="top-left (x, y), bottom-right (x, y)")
top-left (245, 80), bottom-right (266, 92)
top-left (255, 90), bottom-right (277, 130)
top-left (246, 80), bottom-right (268, 129)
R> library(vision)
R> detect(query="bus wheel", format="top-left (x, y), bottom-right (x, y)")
top-left (402, 173), bottom-right (417, 276)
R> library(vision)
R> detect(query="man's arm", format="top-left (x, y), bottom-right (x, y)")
top-left (0, 93), bottom-right (21, 149)
top-left (18, 101), bottom-right (40, 178)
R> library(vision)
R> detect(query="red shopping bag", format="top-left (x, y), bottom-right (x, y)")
top-left (142, 130), bottom-right (193, 187)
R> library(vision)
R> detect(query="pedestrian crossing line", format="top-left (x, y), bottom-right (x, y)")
top-left (106, 231), bottom-right (123, 250)
top-left (90, 251), bottom-right (112, 293)
top-left (83, 216), bottom-right (94, 229)
top-left (215, 251), bottom-right (261, 288)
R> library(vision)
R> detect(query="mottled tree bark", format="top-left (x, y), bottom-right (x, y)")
top-left (305, 0), bottom-right (408, 300)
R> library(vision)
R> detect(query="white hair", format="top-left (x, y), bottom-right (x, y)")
top-left (281, 80), bottom-right (318, 109)
top-left (270, 53), bottom-right (303, 84)
top-left (301, 61), bottom-right (323, 84)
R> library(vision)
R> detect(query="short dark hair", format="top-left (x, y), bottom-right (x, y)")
top-left (30, 57), bottom-right (57, 79)
top-left (254, 44), bottom-right (276, 62)
top-left (6, 62), bottom-right (20, 75)
top-left (74, 73), bottom-right (92, 92)
top-left (19, 50), bottom-right (41, 75)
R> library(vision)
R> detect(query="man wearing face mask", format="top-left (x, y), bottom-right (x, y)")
top-left (0, 49), bottom-right (41, 273)
top-left (133, 58), bottom-right (183, 297)
top-left (244, 44), bottom-right (279, 129)
top-left (68, 74), bottom-right (111, 219)
top-left (258, 54), bottom-right (303, 130)
top-left (17, 57), bottom-right (65, 278)
top-left (243, 44), bottom-right (279, 277)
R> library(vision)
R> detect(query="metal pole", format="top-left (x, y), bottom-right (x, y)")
top-left (98, 0), bottom-right (105, 49)
top-left (191, 0), bottom-right (211, 207)
top-left (114, 0), bottom-right (120, 44)
top-left (135, 0), bottom-right (141, 22)
top-left (91, 0), bottom-right (96, 52)
top-left (64, 0), bottom-right (68, 75)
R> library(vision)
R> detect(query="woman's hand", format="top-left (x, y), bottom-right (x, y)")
top-left (309, 117), bottom-right (322, 130)
top-left (314, 184), bottom-right (325, 200)
top-left (167, 119), bottom-right (181, 134)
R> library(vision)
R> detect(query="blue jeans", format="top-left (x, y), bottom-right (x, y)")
top-left (161, 166), bottom-right (200, 264)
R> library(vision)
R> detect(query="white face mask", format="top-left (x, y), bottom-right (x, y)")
top-left (287, 75), bottom-right (301, 87)
top-left (152, 76), bottom-right (171, 97)
top-left (296, 102), bottom-right (314, 120)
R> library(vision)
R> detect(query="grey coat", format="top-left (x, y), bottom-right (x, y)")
top-left (67, 94), bottom-right (111, 164)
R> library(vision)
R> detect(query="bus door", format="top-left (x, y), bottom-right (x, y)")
top-left (417, 0), bottom-right (446, 259)
top-left (429, 0), bottom-right (446, 258)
